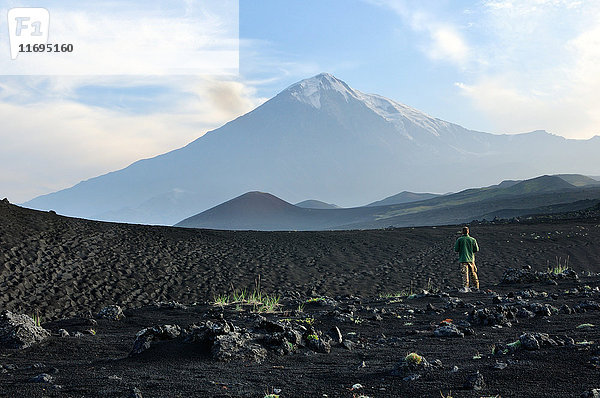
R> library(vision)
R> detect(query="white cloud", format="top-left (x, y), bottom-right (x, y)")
top-left (428, 26), bottom-right (470, 64)
top-left (0, 76), bottom-right (266, 203)
top-left (365, 0), bottom-right (471, 66)
top-left (455, 2), bottom-right (600, 138)
top-left (0, 0), bottom-right (239, 75)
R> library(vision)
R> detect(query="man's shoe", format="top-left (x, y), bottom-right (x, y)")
top-left (458, 287), bottom-right (471, 293)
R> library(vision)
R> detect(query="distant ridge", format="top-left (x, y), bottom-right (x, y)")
top-left (295, 200), bottom-right (340, 209)
top-left (175, 174), bottom-right (600, 231)
top-left (367, 191), bottom-right (441, 207)
top-left (556, 174), bottom-right (600, 187)
top-left (501, 175), bottom-right (576, 194)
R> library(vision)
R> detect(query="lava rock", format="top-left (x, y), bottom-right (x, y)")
top-left (0, 311), bottom-right (50, 349)
top-left (29, 373), bottom-right (53, 383)
top-left (97, 305), bottom-right (125, 321)
top-left (519, 333), bottom-right (541, 350)
top-left (130, 324), bottom-right (181, 356)
top-left (468, 306), bottom-right (514, 327)
top-left (560, 305), bottom-right (573, 314)
top-left (494, 362), bottom-right (508, 370)
top-left (327, 326), bottom-right (343, 344)
top-left (580, 389), bottom-right (600, 398)
top-left (516, 308), bottom-right (535, 318)
top-left (464, 371), bottom-right (485, 390)
top-left (433, 324), bottom-right (464, 338)
top-left (211, 332), bottom-right (268, 362)
top-left (392, 353), bottom-right (432, 378)
top-left (305, 334), bottom-right (332, 354)
top-left (518, 332), bottom-right (557, 350)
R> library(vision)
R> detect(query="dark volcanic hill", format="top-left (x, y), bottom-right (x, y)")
top-left (23, 73), bottom-right (600, 225)
top-left (176, 191), bottom-right (318, 230)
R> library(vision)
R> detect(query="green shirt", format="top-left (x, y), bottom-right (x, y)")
top-left (454, 234), bottom-right (479, 263)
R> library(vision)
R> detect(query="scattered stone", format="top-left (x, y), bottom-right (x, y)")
top-left (392, 352), bottom-right (432, 378)
top-left (212, 332), bottom-right (268, 362)
top-left (433, 324), bottom-right (464, 338)
top-left (29, 373), bottom-right (53, 383)
top-left (468, 306), bottom-right (514, 327)
top-left (0, 310), bottom-right (50, 349)
top-left (444, 297), bottom-right (465, 309)
top-left (463, 371), bottom-right (485, 390)
top-left (342, 340), bottom-right (355, 350)
top-left (130, 325), bottom-right (181, 356)
top-left (403, 373), bottom-right (421, 381)
top-left (529, 302), bottom-right (554, 316)
top-left (350, 383), bottom-right (363, 390)
top-left (560, 304), bottom-right (573, 314)
top-left (130, 387), bottom-right (143, 398)
top-left (494, 362), bottom-right (508, 370)
top-left (516, 308), bottom-right (535, 318)
top-left (97, 305), bottom-right (125, 321)
top-left (327, 326), bottom-right (343, 344)
top-left (305, 334), bottom-right (332, 354)
top-left (517, 332), bottom-right (558, 351)
top-left (580, 389), bottom-right (600, 398)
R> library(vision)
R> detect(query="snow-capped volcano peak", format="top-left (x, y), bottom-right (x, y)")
top-left (283, 73), bottom-right (435, 129)
top-left (284, 73), bottom-right (358, 109)
top-left (283, 73), bottom-right (446, 137)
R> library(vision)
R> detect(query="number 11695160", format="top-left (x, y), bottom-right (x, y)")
top-left (19, 43), bottom-right (74, 53)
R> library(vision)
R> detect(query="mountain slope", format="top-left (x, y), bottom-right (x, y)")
top-left (366, 191), bottom-right (441, 207)
top-left (295, 200), bottom-right (340, 209)
top-left (24, 73), bottom-right (600, 225)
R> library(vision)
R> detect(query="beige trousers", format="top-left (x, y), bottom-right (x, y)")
top-left (460, 262), bottom-right (479, 289)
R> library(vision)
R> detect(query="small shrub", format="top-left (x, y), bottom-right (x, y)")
top-left (405, 352), bottom-right (423, 364)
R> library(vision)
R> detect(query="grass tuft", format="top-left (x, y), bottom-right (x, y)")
top-left (31, 311), bottom-right (42, 328)
top-left (547, 255), bottom-right (570, 274)
top-left (214, 275), bottom-right (280, 313)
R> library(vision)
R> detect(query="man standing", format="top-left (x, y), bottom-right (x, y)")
top-left (454, 226), bottom-right (479, 292)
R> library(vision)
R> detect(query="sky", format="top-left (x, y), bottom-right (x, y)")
top-left (1, 0), bottom-right (600, 203)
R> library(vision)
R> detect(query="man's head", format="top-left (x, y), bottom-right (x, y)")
top-left (462, 226), bottom-right (469, 235)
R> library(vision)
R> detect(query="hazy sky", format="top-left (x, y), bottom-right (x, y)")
top-left (1, 0), bottom-right (600, 203)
